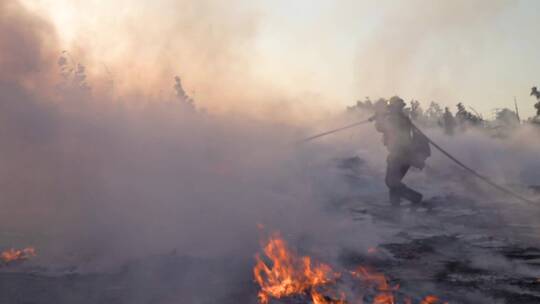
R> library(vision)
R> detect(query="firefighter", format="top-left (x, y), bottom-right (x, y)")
top-left (373, 96), bottom-right (430, 205)
top-left (442, 107), bottom-right (456, 135)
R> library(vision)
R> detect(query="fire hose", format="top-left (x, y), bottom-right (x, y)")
top-left (298, 119), bottom-right (372, 143)
top-left (300, 119), bottom-right (537, 204)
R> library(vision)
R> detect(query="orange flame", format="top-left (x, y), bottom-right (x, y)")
top-left (420, 295), bottom-right (443, 304)
top-left (1, 247), bottom-right (36, 264)
top-left (352, 267), bottom-right (399, 304)
top-left (254, 233), bottom-right (447, 304)
top-left (367, 247), bottom-right (379, 255)
top-left (253, 233), bottom-right (343, 304)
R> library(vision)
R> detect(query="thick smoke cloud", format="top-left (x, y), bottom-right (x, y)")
top-left (0, 0), bottom-right (376, 272)
top-left (0, 0), bottom-right (58, 89)
top-left (52, 0), bottom-right (285, 117)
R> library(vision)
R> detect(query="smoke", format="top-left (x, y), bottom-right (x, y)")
top-left (29, 0), bottom-right (327, 121)
top-left (87, 0), bottom-right (259, 106)
top-left (0, 0), bottom-right (59, 92)
top-left (0, 0), bottom-right (374, 272)
top-left (353, 0), bottom-right (516, 111)
top-left (2, 1), bottom-right (540, 303)
top-left (19, 0), bottom-right (533, 119)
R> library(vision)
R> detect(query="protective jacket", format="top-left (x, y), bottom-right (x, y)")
top-left (375, 111), bottom-right (430, 169)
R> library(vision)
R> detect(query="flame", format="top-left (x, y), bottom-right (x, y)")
top-left (1, 247), bottom-right (37, 264)
top-left (352, 267), bottom-right (399, 304)
top-left (253, 233), bottom-right (343, 304)
top-left (254, 233), bottom-right (446, 304)
top-left (367, 247), bottom-right (379, 255)
top-left (420, 296), bottom-right (443, 304)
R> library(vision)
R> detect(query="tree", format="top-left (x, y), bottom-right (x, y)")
top-left (455, 102), bottom-right (483, 128)
top-left (347, 97), bottom-right (374, 113)
top-left (494, 108), bottom-right (519, 126)
top-left (57, 51), bottom-right (90, 93)
top-left (174, 76), bottom-right (195, 109)
top-left (531, 86), bottom-right (540, 116)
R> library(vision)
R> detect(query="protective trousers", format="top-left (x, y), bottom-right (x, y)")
top-left (385, 154), bottom-right (422, 205)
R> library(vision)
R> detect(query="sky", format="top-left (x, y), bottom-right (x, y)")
top-left (19, 0), bottom-right (540, 119)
